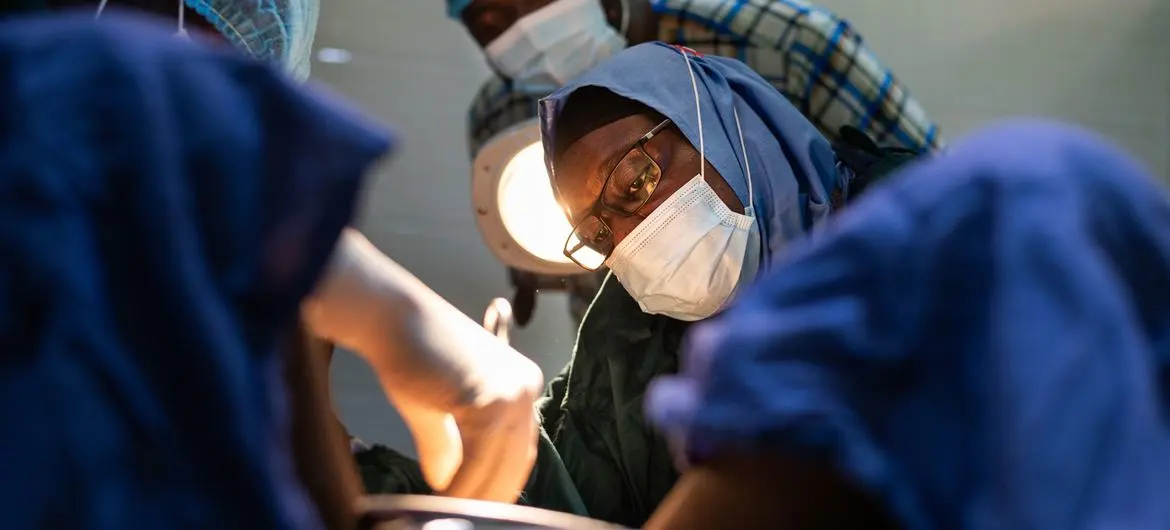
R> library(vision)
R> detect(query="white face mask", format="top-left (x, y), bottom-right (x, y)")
top-left (606, 49), bottom-right (760, 321)
top-left (608, 175), bottom-right (759, 321)
top-left (483, 0), bottom-right (627, 91)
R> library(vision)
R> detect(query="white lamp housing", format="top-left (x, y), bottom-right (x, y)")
top-left (472, 118), bottom-right (592, 276)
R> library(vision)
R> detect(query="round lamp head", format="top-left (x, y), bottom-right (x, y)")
top-left (472, 119), bottom-right (603, 276)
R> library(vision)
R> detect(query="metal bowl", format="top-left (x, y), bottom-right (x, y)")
top-left (358, 495), bottom-right (629, 530)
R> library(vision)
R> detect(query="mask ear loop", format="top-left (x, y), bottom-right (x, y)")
top-left (95, 0), bottom-right (189, 39)
top-left (175, 0), bottom-right (190, 39)
top-left (732, 107), bottom-right (754, 214)
top-left (680, 48), bottom-right (754, 214)
top-left (618, 0), bottom-right (630, 36)
top-left (679, 48), bottom-right (705, 182)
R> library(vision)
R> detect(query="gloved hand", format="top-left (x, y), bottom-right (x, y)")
top-left (302, 229), bottom-right (543, 503)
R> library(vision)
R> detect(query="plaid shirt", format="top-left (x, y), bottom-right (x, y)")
top-left (466, 0), bottom-right (943, 158)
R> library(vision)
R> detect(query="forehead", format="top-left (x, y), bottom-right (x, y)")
top-left (553, 113), bottom-right (658, 197)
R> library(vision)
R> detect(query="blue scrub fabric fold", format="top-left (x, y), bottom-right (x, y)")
top-left (647, 120), bottom-right (1170, 529)
top-left (0, 12), bottom-right (392, 530)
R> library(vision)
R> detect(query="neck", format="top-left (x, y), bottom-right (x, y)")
top-left (601, 0), bottom-right (659, 44)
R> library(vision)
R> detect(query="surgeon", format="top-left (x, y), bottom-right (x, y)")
top-left (521, 42), bottom-right (917, 526)
top-left (643, 120), bottom-right (1170, 530)
top-left (0, 11), bottom-right (540, 529)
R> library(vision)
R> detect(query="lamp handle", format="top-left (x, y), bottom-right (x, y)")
top-left (508, 268), bottom-right (538, 327)
top-left (482, 297), bottom-right (514, 345)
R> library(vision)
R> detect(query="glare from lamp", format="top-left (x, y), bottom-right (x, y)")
top-left (315, 47), bottom-right (353, 64)
top-left (563, 231), bottom-right (607, 271)
top-left (496, 142), bottom-right (605, 270)
top-left (421, 519), bottom-right (474, 530)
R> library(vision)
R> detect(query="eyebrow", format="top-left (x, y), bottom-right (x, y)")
top-left (594, 119), bottom-right (670, 184)
top-left (556, 134), bottom-right (635, 222)
top-left (596, 136), bottom-right (638, 184)
top-left (560, 118), bottom-right (669, 222)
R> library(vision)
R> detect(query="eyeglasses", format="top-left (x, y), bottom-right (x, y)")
top-left (562, 118), bottom-right (673, 271)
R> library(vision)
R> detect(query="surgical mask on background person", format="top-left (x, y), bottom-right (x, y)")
top-left (484, 0), bottom-right (627, 92)
top-left (607, 49), bottom-right (760, 321)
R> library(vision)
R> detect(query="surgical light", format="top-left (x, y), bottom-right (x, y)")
top-left (496, 142), bottom-right (570, 263)
top-left (472, 119), bottom-right (604, 276)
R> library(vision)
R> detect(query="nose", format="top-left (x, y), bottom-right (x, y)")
top-left (598, 211), bottom-right (644, 250)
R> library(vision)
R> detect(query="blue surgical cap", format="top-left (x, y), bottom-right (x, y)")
top-left (447, 0), bottom-right (472, 18)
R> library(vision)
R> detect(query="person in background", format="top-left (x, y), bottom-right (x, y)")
top-left (0, 12), bottom-right (543, 530)
top-left (642, 120), bottom-right (1170, 529)
top-left (455, 0), bottom-right (943, 156)
top-left (450, 0), bottom-right (943, 326)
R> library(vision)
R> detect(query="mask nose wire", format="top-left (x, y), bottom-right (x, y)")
top-left (94, 0), bottom-right (108, 19)
top-left (679, 49), bottom-right (705, 182)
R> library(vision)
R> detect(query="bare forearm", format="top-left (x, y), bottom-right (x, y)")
top-left (301, 229), bottom-right (414, 350)
top-left (645, 453), bottom-right (895, 530)
top-left (300, 229), bottom-right (542, 501)
top-left (301, 228), bottom-right (540, 409)
top-left (301, 230), bottom-right (478, 398)
top-left (645, 455), bottom-right (789, 530)
top-left (283, 323), bottom-right (363, 530)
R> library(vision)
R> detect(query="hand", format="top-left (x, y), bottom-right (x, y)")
top-left (382, 304), bottom-right (543, 502)
top-left (303, 229), bottom-right (543, 503)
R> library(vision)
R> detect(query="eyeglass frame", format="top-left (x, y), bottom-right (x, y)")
top-left (561, 118), bottom-right (674, 270)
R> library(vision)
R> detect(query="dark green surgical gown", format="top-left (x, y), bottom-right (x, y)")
top-left (354, 429), bottom-right (590, 517)
top-left (531, 273), bottom-right (689, 527)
